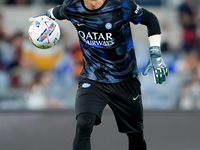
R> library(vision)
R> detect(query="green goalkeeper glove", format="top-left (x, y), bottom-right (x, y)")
top-left (29, 8), bottom-right (55, 23)
top-left (142, 46), bottom-right (169, 84)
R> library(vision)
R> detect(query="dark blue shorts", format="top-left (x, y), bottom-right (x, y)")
top-left (75, 77), bottom-right (143, 133)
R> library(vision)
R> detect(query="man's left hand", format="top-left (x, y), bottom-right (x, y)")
top-left (142, 47), bottom-right (169, 84)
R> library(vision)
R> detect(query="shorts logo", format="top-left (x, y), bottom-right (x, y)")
top-left (133, 94), bottom-right (140, 101)
top-left (82, 83), bottom-right (91, 88)
top-left (105, 23), bottom-right (112, 30)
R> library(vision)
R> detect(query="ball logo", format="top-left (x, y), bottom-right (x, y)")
top-left (34, 21), bottom-right (40, 28)
top-left (105, 23), bottom-right (112, 30)
top-left (37, 22), bottom-right (56, 42)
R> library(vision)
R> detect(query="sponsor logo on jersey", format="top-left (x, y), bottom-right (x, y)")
top-left (82, 83), bottom-right (91, 88)
top-left (78, 31), bottom-right (114, 46)
top-left (135, 5), bottom-right (141, 14)
top-left (105, 23), bottom-right (112, 30)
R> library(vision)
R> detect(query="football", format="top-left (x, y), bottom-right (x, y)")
top-left (28, 17), bottom-right (60, 49)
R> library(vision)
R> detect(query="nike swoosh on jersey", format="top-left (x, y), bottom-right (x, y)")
top-left (77, 23), bottom-right (85, 26)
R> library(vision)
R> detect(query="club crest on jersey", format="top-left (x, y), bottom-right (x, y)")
top-left (82, 83), bottom-right (91, 88)
top-left (105, 23), bottom-right (112, 30)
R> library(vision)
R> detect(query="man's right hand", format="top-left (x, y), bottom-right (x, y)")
top-left (29, 8), bottom-right (54, 23)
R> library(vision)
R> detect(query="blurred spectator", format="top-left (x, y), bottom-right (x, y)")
top-left (179, 68), bottom-right (200, 110)
top-left (176, 50), bottom-right (200, 109)
top-left (177, 0), bottom-right (200, 110)
top-left (0, 31), bottom-right (24, 72)
top-left (0, 13), bottom-right (11, 93)
top-left (8, 32), bottom-right (23, 69)
top-left (7, 31), bottom-right (36, 88)
top-left (44, 0), bottom-right (63, 5)
top-left (178, 0), bottom-right (199, 52)
top-left (9, 53), bottom-right (35, 88)
top-left (0, 14), bottom-right (8, 42)
top-left (160, 23), bottom-right (173, 53)
top-left (5, 0), bottom-right (32, 5)
top-left (25, 70), bottom-right (71, 109)
top-left (0, 13), bottom-right (11, 70)
top-left (165, 0), bottom-right (183, 8)
top-left (25, 71), bottom-right (50, 109)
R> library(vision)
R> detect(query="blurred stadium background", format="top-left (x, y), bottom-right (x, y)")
top-left (0, 0), bottom-right (200, 150)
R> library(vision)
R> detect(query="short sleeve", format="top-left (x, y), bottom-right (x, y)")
top-left (53, 0), bottom-right (71, 20)
top-left (122, 0), bottom-right (144, 24)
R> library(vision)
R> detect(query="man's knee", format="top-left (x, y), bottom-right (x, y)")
top-left (76, 113), bottom-right (97, 135)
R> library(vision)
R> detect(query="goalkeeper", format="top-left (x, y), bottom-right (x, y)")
top-left (29, 0), bottom-right (168, 149)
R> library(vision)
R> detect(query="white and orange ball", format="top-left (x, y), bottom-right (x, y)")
top-left (28, 17), bottom-right (60, 49)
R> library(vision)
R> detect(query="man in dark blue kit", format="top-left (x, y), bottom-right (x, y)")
top-left (29, 0), bottom-right (169, 149)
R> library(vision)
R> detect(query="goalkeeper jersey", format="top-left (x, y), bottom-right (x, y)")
top-left (54, 0), bottom-right (151, 83)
